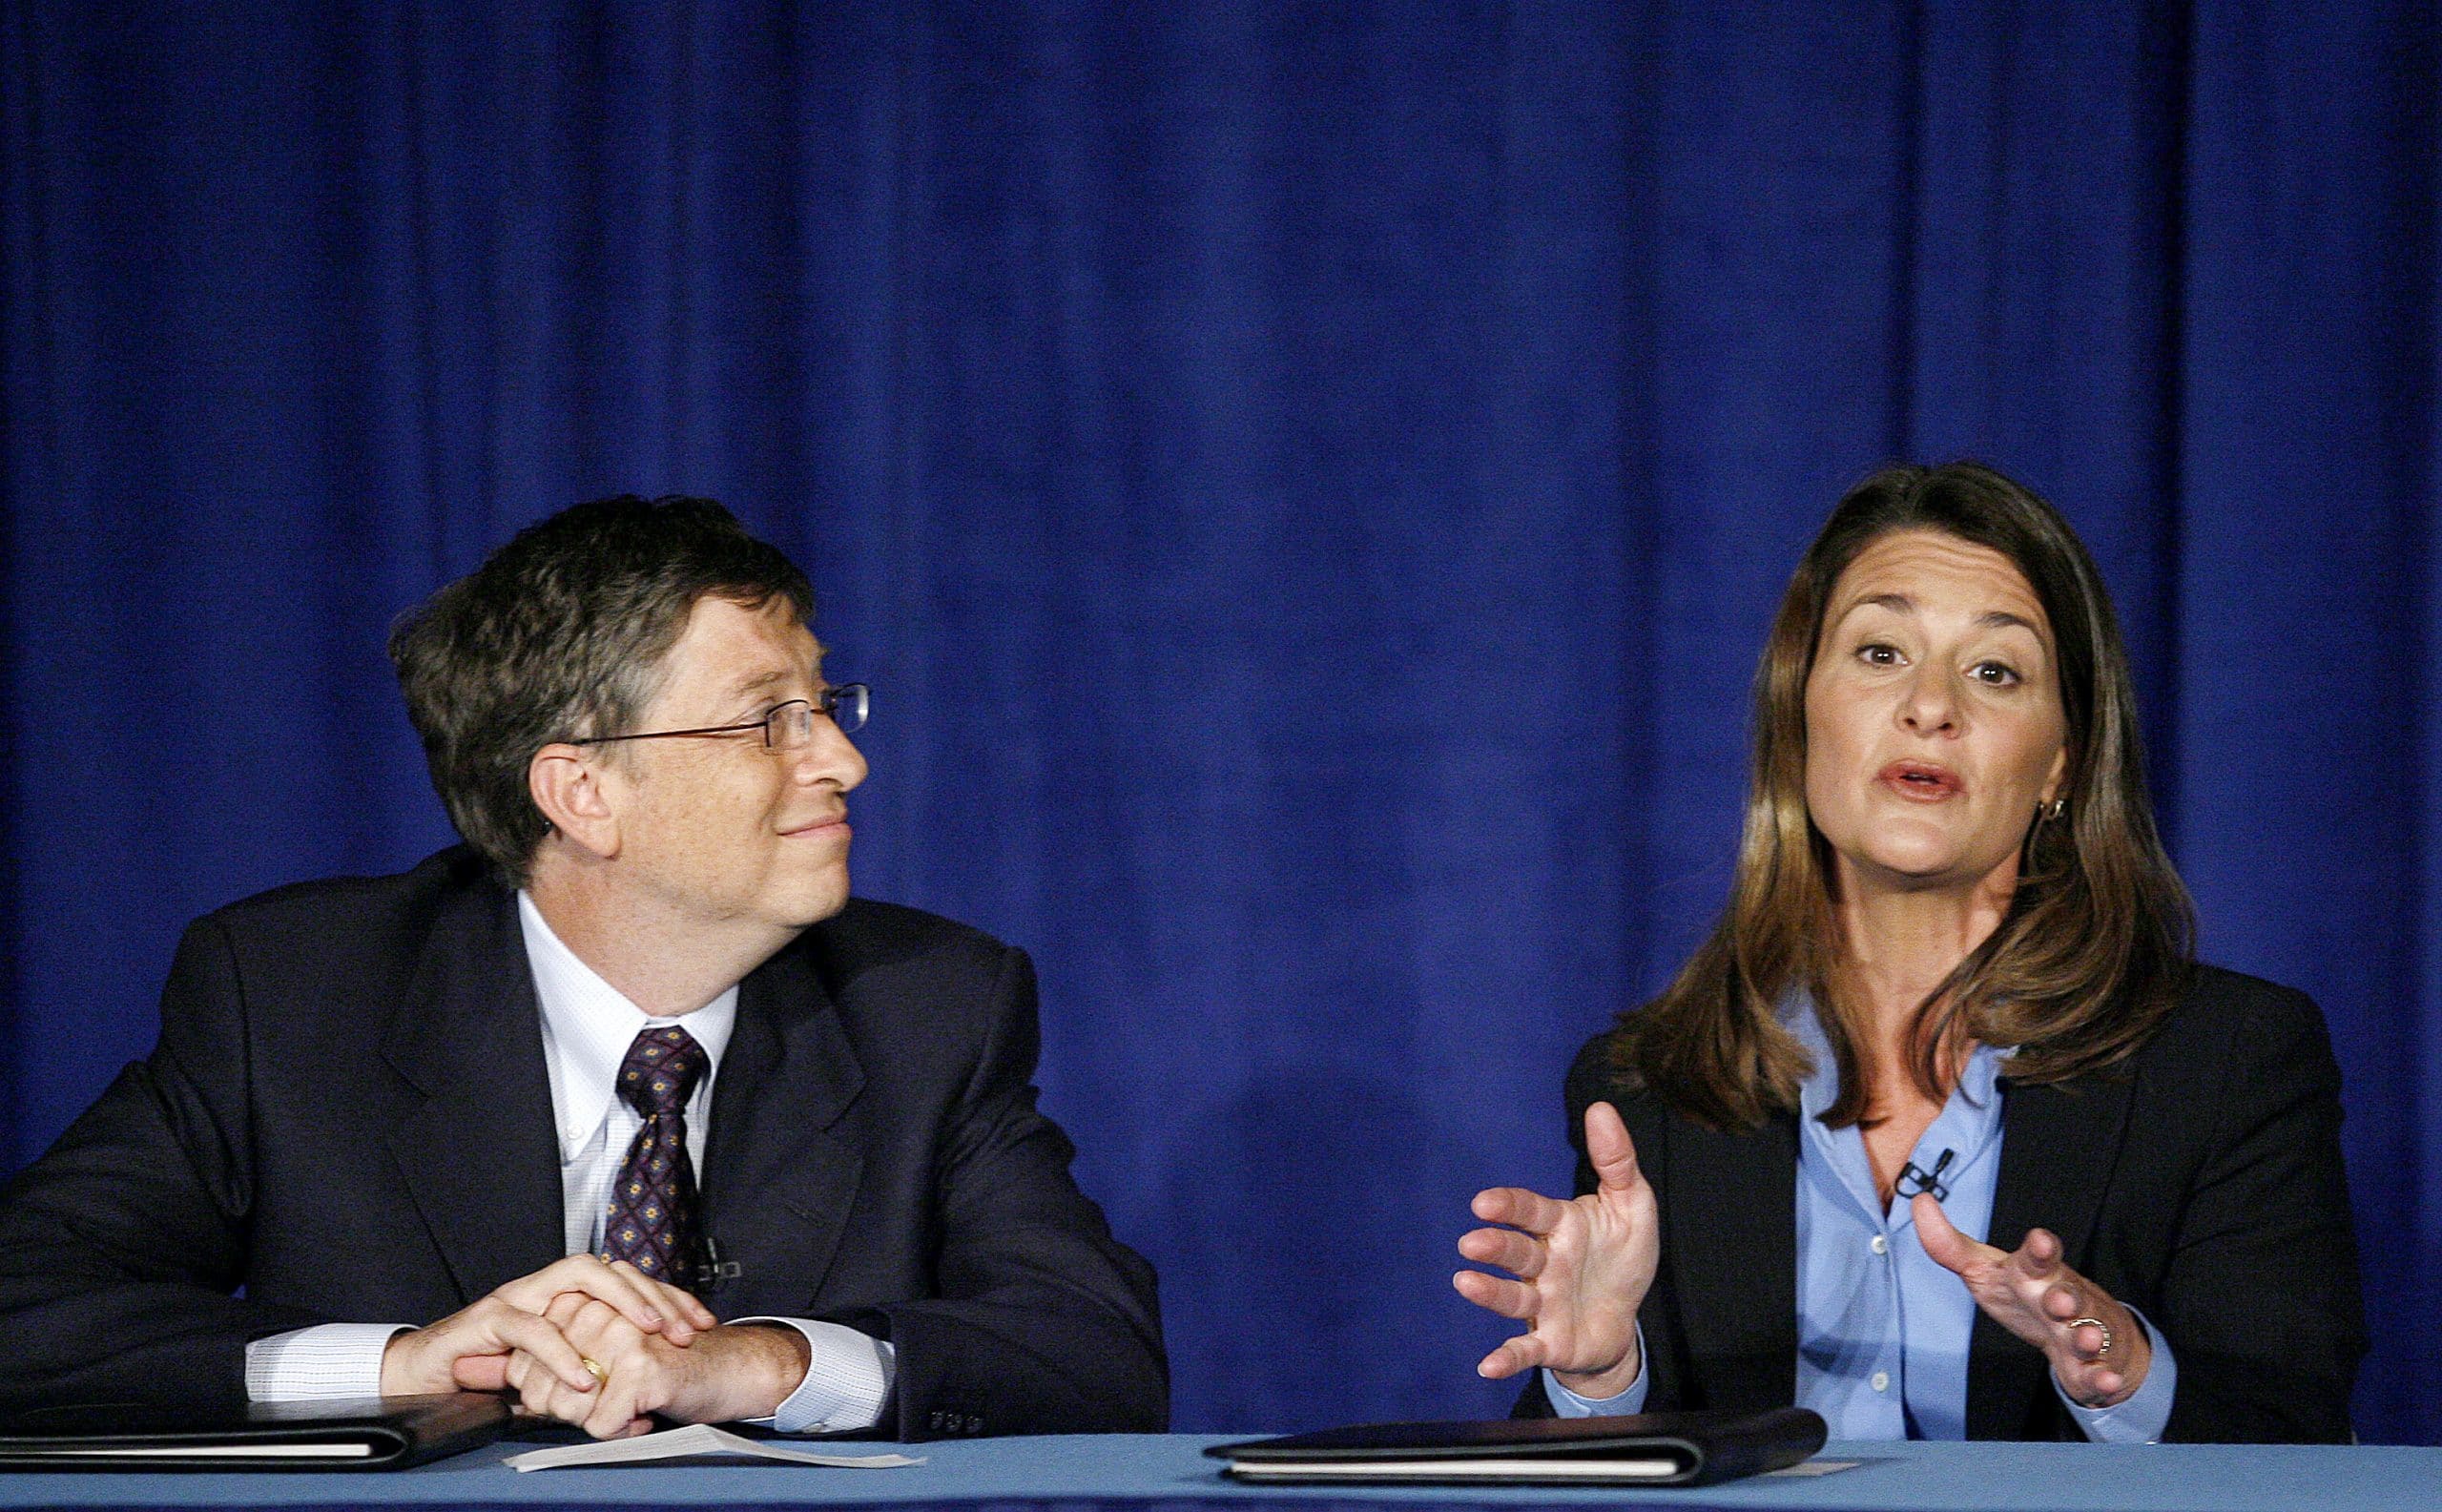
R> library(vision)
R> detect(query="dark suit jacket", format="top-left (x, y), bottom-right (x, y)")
top-left (0, 848), bottom-right (1166, 1440)
top-left (1514, 965), bottom-right (2364, 1441)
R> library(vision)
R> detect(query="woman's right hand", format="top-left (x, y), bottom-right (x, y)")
top-left (1454, 1100), bottom-right (1659, 1398)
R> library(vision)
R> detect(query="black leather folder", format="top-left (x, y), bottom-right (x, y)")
top-left (1207, 1408), bottom-right (1829, 1487)
top-left (0, 1393), bottom-right (512, 1471)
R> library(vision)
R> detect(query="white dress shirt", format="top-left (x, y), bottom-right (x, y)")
top-left (242, 892), bottom-right (893, 1432)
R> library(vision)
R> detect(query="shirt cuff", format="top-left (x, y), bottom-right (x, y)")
top-left (731, 1317), bottom-right (896, 1434)
top-left (2056, 1305), bottom-right (2177, 1443)
top-left (1541, 1323), bottom-right (1650, 1418)
top-left (243, 1323), bottom-right (411, 1400)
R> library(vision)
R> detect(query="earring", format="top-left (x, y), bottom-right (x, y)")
top-left (2040, 797), bottom-right (2066, 823)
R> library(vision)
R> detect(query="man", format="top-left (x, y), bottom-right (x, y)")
top-left (0, 497), bottom-right (1165, 1440)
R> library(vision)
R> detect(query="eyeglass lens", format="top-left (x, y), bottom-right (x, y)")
top-left (825, 683), bottom-right (868, 735)
top-left (766, 685), bottom-right (868, 747)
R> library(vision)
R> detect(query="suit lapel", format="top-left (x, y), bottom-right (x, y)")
top-left (1967, 1070), bottom-right (2136, 1438)
top-left (1666, 1111), bottom-right (1798, 1413)
top-left (381, 884), bottom-right (566, 1302)
top-left (699, 938), bottom-right (866, 1315)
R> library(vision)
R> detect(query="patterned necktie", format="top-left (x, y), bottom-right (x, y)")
top-left (601, 1024), bottom-right (710, 1290)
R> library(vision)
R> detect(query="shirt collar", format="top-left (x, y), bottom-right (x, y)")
top-left (517, 890), bottom-right (737, 1158)
top-left (1783, 989), bottom-right (2006, 1124)
top-left (1786, 989), bottom-right (2010, 1232)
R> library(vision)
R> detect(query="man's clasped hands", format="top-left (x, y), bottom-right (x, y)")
top-left (374, 1254), bottom-right (811, 1439)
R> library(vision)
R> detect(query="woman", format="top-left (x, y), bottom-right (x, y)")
top-left (1456, 463), bottom-right (2363, 1442)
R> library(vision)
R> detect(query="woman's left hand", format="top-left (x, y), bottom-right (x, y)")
top-left (1913, 1192), bottom-right (2151, 1407)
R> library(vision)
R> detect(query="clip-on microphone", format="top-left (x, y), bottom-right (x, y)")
top-left (1893, 1148), bottom-right (1956, 1203)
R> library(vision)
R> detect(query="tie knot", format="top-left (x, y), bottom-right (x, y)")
top-left (617, 1024), bottom-right (707, 1116)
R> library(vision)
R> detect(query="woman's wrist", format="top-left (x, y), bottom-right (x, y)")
top-left (2059, 1298), bottom-right (2152, 1407)
top-left (2098, 1302), bottom-right (2153, 1402)
top-left (1550, 1328), bottom-right (1642, 1401)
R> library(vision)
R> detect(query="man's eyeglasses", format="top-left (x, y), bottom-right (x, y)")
top-left (569, 684), bottom-right (869, 751)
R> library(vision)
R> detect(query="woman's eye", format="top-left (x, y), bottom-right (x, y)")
top-left (1857, 642), bottom-right (1902, 667)
top-left (1971, 661), bottom-right (2019, 686)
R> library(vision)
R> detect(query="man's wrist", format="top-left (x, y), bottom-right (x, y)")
top-left (377, 1330), bottom-right (423, 1397)
top-left (738, 1318), bottom-right (894, 1434)
top-left (251, 1325), bottom-right (410, 1401)
top-left (723, 1323), bottom-right (815, 1419)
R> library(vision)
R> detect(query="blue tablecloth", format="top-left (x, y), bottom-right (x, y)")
top-left (3, 1433), bottom-right (2438, 1512)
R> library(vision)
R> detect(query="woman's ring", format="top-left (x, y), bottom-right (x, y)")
top-left (2066, 1317), bottom-right (2113, 1357)
top-left (580, 1356), bottom-right (607, 1384)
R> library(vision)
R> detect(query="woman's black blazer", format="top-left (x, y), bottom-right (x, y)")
top-left (1515, 965), bottom-right (2365, 1442)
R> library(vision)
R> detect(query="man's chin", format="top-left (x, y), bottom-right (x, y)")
top-left (784, 870), bottom-right (854, 927)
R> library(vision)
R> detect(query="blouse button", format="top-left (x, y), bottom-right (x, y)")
top-left (1870, 1234), bottom-right (1889, 1255)
top-left (1871, 1371), bottom-right (1891, 1393)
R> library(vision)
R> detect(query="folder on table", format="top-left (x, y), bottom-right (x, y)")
top-left (1207, 1407), bottom-right (1828, 1488)
top-left (0, 1393), bottom-right (511, 1471)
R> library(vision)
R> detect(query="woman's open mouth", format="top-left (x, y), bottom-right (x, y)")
top-left (1877, 761), bottom-right (1963, 800)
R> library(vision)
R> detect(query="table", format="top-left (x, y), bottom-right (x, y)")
top-left (3, 1433), bottom-right (2438, 1512)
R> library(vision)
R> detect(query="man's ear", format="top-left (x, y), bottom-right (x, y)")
top-left (529, 744), bottom-right (621, 860)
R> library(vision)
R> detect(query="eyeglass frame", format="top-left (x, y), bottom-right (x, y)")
top-left (565, 683), bottom-right (869, 750)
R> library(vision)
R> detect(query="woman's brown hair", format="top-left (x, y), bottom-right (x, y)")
top-left (1618, 461), bottom-right (2194, 1131)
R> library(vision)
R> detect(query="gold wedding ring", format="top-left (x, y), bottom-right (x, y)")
top-left (2066, 1316), bottom-right (2113, 1357)
top-left (580, 1356), bottom-right (607, 1384)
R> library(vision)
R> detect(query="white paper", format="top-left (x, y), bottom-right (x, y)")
top-left (505, 1422), bottom-right (923, 1472)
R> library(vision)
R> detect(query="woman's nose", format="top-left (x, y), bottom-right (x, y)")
top-left (1897, 665), bottom-right (1961, 735)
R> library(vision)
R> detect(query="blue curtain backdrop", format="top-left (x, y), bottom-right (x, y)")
top-left (4, 3), bottom-right (2437, 1441)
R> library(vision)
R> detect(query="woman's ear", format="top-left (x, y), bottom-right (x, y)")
top-left (2039, 742), bottom-right (2071, 814)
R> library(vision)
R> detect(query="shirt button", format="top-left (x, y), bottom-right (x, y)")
top-left (1871, 1371), bottom-right (1891, 1393)
top-left (1870, 1234), bottom-right (1889, 1255)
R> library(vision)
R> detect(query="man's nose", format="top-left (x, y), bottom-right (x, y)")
top-left (795, 715), bottom-right (869, 791)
